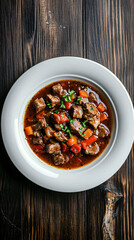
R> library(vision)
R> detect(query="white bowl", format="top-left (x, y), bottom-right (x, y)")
top-left (1, 57), bottom-right (134, 192)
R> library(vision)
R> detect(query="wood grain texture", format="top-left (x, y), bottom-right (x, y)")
top-left (0, 0), bottom-right (133, 239)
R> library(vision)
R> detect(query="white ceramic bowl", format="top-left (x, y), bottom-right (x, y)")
top-left (1, 57), bottom-right (134, 192)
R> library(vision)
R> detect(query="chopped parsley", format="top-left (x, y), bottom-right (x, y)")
top-left (54, 109), bottom-right (59, 113)
top-left (79, 127), bottom-right (83, 133)
top-left (82, 133), bottom-right (86, 137)
top-left (60, 99), bottom-right (66, 109)
top-left (59, 124), bottom-right (71, 137)
top-left (75, 97), bottom-right (82, 105)
top-left (81, 120), bottom-right (88, 127)
top-left (47, 102), bottom-right (52, 108)
top-left (90, 106), bottom-right (94, 111)
top-left (62, 89), bottom-right (75, 102)
top-left (70, 119), bottom-right (75, 125)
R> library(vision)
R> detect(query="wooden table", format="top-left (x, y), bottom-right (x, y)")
top-left (0, 0), bottom-right (133, 239)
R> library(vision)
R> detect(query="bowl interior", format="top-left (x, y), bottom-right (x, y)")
top-left (18, 74), bottom-right (118, 173)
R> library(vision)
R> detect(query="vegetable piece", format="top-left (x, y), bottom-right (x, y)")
top-left (36, 111), bottom-right (45, 119)
top-left (67, 135), bottom-right (77, 146)
top-left (25, 126), bottom-right (34, 135)
top-left (97, 102), bottom-right (106, 112)
top-left (81, 135), bottom-right (98, 150)
top-left (79, 90), bottom-right (89, 98)
top-left (53, 113), bottom-right (69, 124)
top-left (83, 128), bottom-right (93, 139)
top-left (61, 143), bottom-right (68, 152)
top-left (70, 144), bottom-right (81, 153)
top-left (65, 102), bottom-right (72, 109)
top-left (100, 113), bottom-right (108, 122)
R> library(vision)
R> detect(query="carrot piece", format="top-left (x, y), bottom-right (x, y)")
top-left (71, 144), bottom-right (81, 153)
top-left (83, 128), bottom-right (93, 139)
top-left (79, 90), bottom-right (89, 98)
top-left (67, 135), bottom-right (77, 146)
top-left (81, 135), bottom-right (98, 149)
top-left (97, 102), bottom-right (106, 112)
top-left (100, 113), bottom-right (108, 122)
top-left (25, 126), bottom-right (34, 135)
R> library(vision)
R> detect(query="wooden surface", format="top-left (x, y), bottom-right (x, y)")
top-left (0, 0), bottom-right (133, 239)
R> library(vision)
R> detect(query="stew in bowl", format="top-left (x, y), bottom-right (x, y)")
top-left (24, 80), bottom-right (113, 169)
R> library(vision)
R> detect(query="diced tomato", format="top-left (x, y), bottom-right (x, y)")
top-left (70, 144), bottom-right (81, 153)
top-left (65, 102), bottom-right (72, 109)
top-left (61, 143), bottom-right (68, 152)
top-left (36, 111), bottom-right (45, 119)
top-left (81, 135), bottom-right (98, 150)
top-left (53, 113), bottom-right (69, 124)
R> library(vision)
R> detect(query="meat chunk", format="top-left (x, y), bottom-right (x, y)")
top-left (53, 153), bottom-right (66, 165)
top-left (98, 124), bottom-right (110, 138)
top-left (47, 94), bottom-right (60, 107)
top-left (54, 122), bottom-right (66, 131)
top-left (38, 118), bottom-right (47, 128)
top-left (45, 126), bottom-right (55, 138)
top-left (52, 83), bottom-right (67, 97)
top-left (88, 116), bottom-right (100, 129)
top-left (32, 118), bottom-right (47, 131)
top-left (78, 96), bottom-right (89, 105)
top-left (70, 119), bottom-right (85, 136)
top-left (46, 143), bottom-right (61, 154)
top-left (34, 98), bottom-right (46, 113)
top-left (72, 106), bottom-right (83, 119)
top-left (85, 142), bottom-right (99, 155)
top-left (32, 122), bottom-right (42, 131)
top-left (54, 131), bottom-right (68, 142)
top-left (33, 137), bottom-right (43, 145)
top-left (33, 131), bottom-right (41, 137)
top-left (44, 135), bottom-right (49, 143)
top-left (83, 103), bottom-right (99, 117)
top-left (88, 92), bottom-right (98, 103)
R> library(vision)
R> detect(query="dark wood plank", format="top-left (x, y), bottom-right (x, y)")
top-left (21, 1), bottom-right (86, 240)
top-left (85, 0), bottom-right (134, 239)
top-left (0, 0), bottom-right (23, 239)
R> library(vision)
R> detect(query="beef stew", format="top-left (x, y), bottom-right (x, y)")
top-left (24, 80), bottom-right (113, 169)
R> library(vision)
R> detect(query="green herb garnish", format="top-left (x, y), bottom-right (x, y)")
top-left (60, 123), bottom-right (64, 128)
top-left (70, 119), bottom-right (75, 125)
top-left (54, 109), bottom-right (58, 113)
top-left (47, 102), bottom-right (52, 108)
top-left (81, 120), bottom-right (88, 127)
top-left (90, 106), bottom-right (94, 111)
top-left (82, 133), bottom-right (86, 137)
top-left (60, 99), bottom-right (66, 109)
top-left (79, 127), bottom-right (83, 133)
top-left (66, 128), bottom-right (71, 137)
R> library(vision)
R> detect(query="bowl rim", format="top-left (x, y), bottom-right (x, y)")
top-left (1, 56), bottom-right (134, 192)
